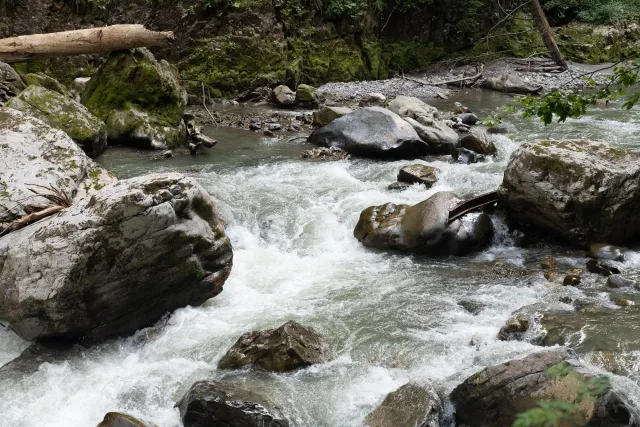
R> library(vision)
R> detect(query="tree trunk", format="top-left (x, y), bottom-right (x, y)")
top-left (530, 0), bottom-right (568, 71)
top-left (0, 25), bottom-right (174, 63)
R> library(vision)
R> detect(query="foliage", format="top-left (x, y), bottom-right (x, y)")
top-left (516, 60), bottom-right (640, 125)
top-left (512, 362), bottom-right (611, 427)
top-left (544, 0), bottom-right (640, 25)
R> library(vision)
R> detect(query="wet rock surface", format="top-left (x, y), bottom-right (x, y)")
top-left (218, 320), bottom-right (326, 372)
top-left (364, 382), bottom-right (442, 427)
top-left (97, 412), bottom-right (153, 427)
top-left (312, 106), bottom-right (353, 126)
top-left (460, 127), bottom-right (496, 155)
top-left (0, 61), bottom-right (24, 103)
top-left (500, 139), bottom-right (640, 246)
top-left (397, 164), bottom-right (439, 187)
top-left (175, 380), bottom-right (289, 427)
top-left (354, 191), bottom-right (493, 256)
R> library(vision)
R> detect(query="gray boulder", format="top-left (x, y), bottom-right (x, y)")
top-left (453, 113), bottom-right (479, 126)
top-left (81, 48), bottom-right (187, 150)
top-left (5, 86), bottom-right (107, 158)
top-left (354, 191), bottom-right (493, 255)
top-left (0, 62), bottom-right (24, 103)
top-left (387, 95), bottom-right (439, 122)
top-left (451, 348), bottom-right (637, 427)
top-left (308, 107), bottom-right (429, 158)
top-left (499, 139), bottom-right (640, 245)
top-left (589, 243), bottom-right (625, 262)
top-left (176, 380), bottom-right (289, 427)
top-left (0, 173), bottom-right (233, 341)
top-left (460, 127), bottom-right (496, 155)
top-left (218, 320), bottom-right (326, 372)
top-left (364, 382), bottom-right (442, 427)
top-left (481, 73), bottom-right (543, 95)
top-left (272, 85), bottom-right (295, 107)
top-left (453, 147), bottom-right (486, 164)
top-left (0, 107), bottom-right (113, 231)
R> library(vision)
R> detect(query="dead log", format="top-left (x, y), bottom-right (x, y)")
top-left (0, 24), bottom-right (174, 63)
top-left (0, 205), bottom-right (65, 236)
top-left (530, 0), bottom-right (568, 71)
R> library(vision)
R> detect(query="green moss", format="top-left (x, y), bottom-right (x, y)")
top-left (556, 23), bottom-right (640, 63)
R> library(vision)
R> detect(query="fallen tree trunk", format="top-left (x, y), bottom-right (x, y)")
top-left (0, 24), bottom-right (174, 63)
top-left (530, 0), bottom-right (568, 71)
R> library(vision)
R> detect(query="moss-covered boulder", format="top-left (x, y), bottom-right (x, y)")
top-left (81, 48), bottom-right (187, 150)
top-left (5, 85), bottom-right (107, 158)
top-left (22, 72), bottom-right (74, 98)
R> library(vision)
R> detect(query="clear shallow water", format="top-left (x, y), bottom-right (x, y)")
top-left (1, 90), bottom-right (640, 426)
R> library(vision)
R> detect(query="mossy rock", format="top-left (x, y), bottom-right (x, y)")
top-left (82, 48), bottom-right (186, 149)
top-left (5, 85), bottom-right (107, 158)
top-left (22, 72), bottom-right (74, 99)
top-left (295, 84), bottom-right (316, 102)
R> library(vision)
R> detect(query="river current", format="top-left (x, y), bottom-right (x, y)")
top-left (1, 90), bottom-right (639, 426)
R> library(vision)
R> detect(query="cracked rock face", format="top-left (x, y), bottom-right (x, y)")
top-left (499, 139), bottom-right (640, 245)
top-left (0, 107), bottom-right (114, 230)
top-left (0, 173), bottom-right (233, 341)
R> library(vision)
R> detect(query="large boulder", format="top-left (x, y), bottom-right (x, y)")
top-left (22, 72), bottom-right (74, 99)
top-left (81, 48), bottom-right (187, 150)
top-left (481, 74), bottom-right (543, 95)
top-left (175, 380), bottom-right (289, 427)
top-left (499, 139), bottom-right (640, 245)
top-left (0, 107), bottom-right (113, 231)
top-left (218, 320), bottom-right (326, 372)
top-left (354, 191), bottom-right (493, 255)
top-left (364, 382), bottom-right (442, 427)
top-left (387, 96), bottom-right (459, 154)
top-left (308, 107), bottom-right (429, 158)
top-left (450, 348), bottom-right (636, 427)
top-left (0, 62), bottom-right (24, 103)
top-left (0, 173), bottom-right (233, 341)
top-left (5, 86), bottom-right (108, 158)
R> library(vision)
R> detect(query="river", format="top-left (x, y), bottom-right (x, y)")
top-left (1, 89), bottom-right (639, 426)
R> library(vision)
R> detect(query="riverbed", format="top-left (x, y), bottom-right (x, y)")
top-left (1, 89), bottom-right (639, 426)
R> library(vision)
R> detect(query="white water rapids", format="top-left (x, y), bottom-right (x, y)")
top-left (1, 91), bottom-right (639, 426)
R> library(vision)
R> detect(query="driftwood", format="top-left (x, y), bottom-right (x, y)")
top-left (184, 115), bottom-right (217, 155)
top-left (514, 66), bottom-right (564, 72)
top-left (0, 184), bottom-right (72, 236)
top-left (0, 24), bottom-right (174, 63)
top-left (1, 205), bottom-right (65, 236)
top-left (400, 64), bottom-right (484, 87)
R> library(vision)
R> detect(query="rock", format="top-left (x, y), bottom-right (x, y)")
top-left (452, 113), bottom-right (479, 126)
top-left (460, 128), bottom-right (497, 155)
top-left (589, 243), bottom-right (625, 262)
top-left (295, 84), bottom-right (322, 107)
top-left (0, 61), bottom-right (25, 103)
top-left (263, 130), bottom-right (275, 137)
top-left (249, 118), bottom-right (262, 131)
top-left (175, 380), bottom-right (289, 427)
top-left (452, 147), bottom-right (486, 164)
top-left (511, 229), bottom-right (530, 247)
top-left (70, 77), bottom-right (90, 99)
top-left (388, 182), bottom-right (412, 191)
top-left (97, 412), bottom-right (153, 427)
top-left (308, 107), bottom-right (429, 159)
top-left (458, 300), bottom-right (485, 315)
top-left (563, 275), bottom-right (582, 286)
top-left (271, 85), bottom-right (295, 108)
top-left (312, 106), bottom-right (353, 127)
top-left (81, 48), bottom-right (187, 150)
top-left (218, 320), bottom-right (325, 372)
top-left (22, 72), bottom-right (74, 98)
top-left (161, 150), bottom-right (173, 159)
top-left (388, 95), bottom-right (439, 123)
top-left (487, 126), bottom-right (509, 134)
top-left (5, 86), bottom-right (108, 158)
top-left (481, 73), bottom-right (543, 95)
top-left (544, 269), bottom-right (562, 283)
top-left (607, 275), bottom-right (636, 288)
top-left (267, 123), bottom-right (281, 131)
top-left (403, 117), bottom-right (460, 154)
top-left (0, 343), bottom-right (73, 381)
top-left (450, 348), bottom-right (636, 427)
top-left (614, 298), bottom-right (631, 307)
top-left (0, 108), bottom-right (114, 230)
top-left (397, 164), bottom-right (439, 187)
top-left (300, 147), bottom-right (349, 161)
top-left (497, 314), bottom-right (529, 340)
top-left (359, 92), bottom-right (386, 106)
top-left (586, 260), bottom-right (621, 276)
top-left (499, 139), bottom-right (640, 245)
top-left (363, 382), bottom-right (442, 427)
top-left (540, 257), bottom-right (558, 270)
top-left (0, 173), bottom-right (233, 341)
top-left (354, 191), bottom-right (493, 256)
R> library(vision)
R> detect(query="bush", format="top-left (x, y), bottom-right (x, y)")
top-left (544, 0), bottom-right (640, 25)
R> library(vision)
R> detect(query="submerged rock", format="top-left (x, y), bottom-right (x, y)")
top-left (460, 127), bottom-right (496, 155)
top-left (451, 348), bottom-right (636, 427)
top-left (0, 61), bottom-right (24, 103)
top-left (458, 300), bottom-right (486, 315)
top-left (0, 107), bottom-right (113, 230)
top-left (81, 48), bottom-right (187, 150)
top-left (354, 191), bottom-right (493, 256)
top-left (175, 380), bottom-right (289, 427)
top-left (218, 320), bottom-right (326, 372)
top-left (452, 147), bottom-right (486, 164)
top-left (364, 382), bottom-right (442, 427)
top-left (397, 164), bottom-right (439, 187)
top-left (300, 146), bottom-right (349, 161)
top-left (308, 107), bottom-right (428, 158)
top-left (497, 314), bottom-right (530, 340)
top-left (452, 113), bottom-right (479, 126)
top-left (22, 72), bottom-right (74, 98)
top-left (0, 173), bottom-right (233, 341)
top-left (5, 85), bottom-right (107, 158)
top-left (388, 181), bottom-right (412, 191)
top-left (481, 73), bottom-right (543, 95)
top-left (312, 106), bottom-right (353, 126)
top-left (586, 259), bottom-right (621, 276)
top-left (97, 412), bottom-right (153, 427)
top-left (499, 139), bottom-right (640, 246)
top-left (607, 275), bottom-right (636, 288)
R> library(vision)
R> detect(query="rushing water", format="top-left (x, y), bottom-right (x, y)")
top-left (1, 90), bottom-right (640, 426)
